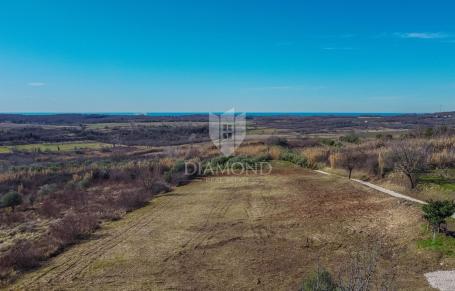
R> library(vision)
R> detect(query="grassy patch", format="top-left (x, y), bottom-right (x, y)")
top-left (279, 150), bottom-right (308, 167)
top-left (417, 224), bottom-right (455, 257)
top-left (419, 173), bottom-right (455, 192)
top-left (0, 147), bottom-right (11, 154)
top-left (90, 254), bottom-right (128, 272)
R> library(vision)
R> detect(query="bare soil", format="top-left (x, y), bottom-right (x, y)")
top-left (8, 164), bottom-right (440, 290)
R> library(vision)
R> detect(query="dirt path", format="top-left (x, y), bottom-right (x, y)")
top-left (314, 170), bottom-right (427, 204)
top-left (9, 165), bottom-right (437, 290)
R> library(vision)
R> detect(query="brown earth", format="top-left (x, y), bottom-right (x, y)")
top-left (8, 163), bottom-right (438, 290)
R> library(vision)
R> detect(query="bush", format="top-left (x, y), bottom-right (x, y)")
top-left (141, 162), bottom-right (170, 191)
top-left (320, 139), bottom-right (342, 147)
top-left (0, 240), bottom-right (42, 272)
top-left (300, 267), bottom-right (337, 291)
top-left (91, 168), bottom-right (110, 180)
top-left (117, 190), bottom-right (150, 211)
top-left (303, 148), bottom-right (329, 169)
top-left (0, 211), bottom-right (26, 226)
top-left (37, 183), bottom-right (58, 196)
top-left (423, 200), bottom-right (455, 241)
top-left (184, 147), bottom-right (200, 159)
top-left (38, 198), bottom-right (61, 218)
top-left (1, 191), bottom-right (22, 211)
top-left (49, 212), bottom-right (99, 246)
top-left (100, 146), bottom-right (112, 153)
top-left (339, 134), bottom-right (360, 144)
top-left (265, 136), bottom-right (289, 147)
top-left (279, 150), bottom-right (307, 167)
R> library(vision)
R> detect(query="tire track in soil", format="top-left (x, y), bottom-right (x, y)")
top-left (162, 188), bottom-right (237, 262)
top-left (17, 197), bottom-right (173, 290)
top-left (244, 185), bottom-right (276, 245)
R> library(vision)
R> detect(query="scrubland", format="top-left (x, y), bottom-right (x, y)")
top-left (0, 113), bottom-right (454, 289)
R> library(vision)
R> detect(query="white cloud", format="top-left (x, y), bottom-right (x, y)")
top-left (27, 82), bottom-right (46, 87)
top-left (396, 32), bottom-right (449, 39)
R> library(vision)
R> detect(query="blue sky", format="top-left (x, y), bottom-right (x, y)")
top-left (0, 0), bottom-right (454, 113)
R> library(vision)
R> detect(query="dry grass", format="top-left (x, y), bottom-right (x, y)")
top-left (301, 147), bottom-right (330, 168)
top-left (7, 164), bottom-right (437, 290)
top-left (235, 143), bottom-right (268, 156)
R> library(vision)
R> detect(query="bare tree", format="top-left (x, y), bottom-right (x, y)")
top-left (337, 249), bottom-right (378, 291)
top-left (140, 161), bottom-right (169, 194)
top-left (337, 245), bottom-right (397, 291)
top-left (340, 148), bottom-right (366, 179)
top-left (110, 134), bottom-right (121, 148)
top-left (390, 142), bottom-right (430, 189)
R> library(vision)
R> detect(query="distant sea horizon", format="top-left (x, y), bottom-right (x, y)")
top-left (0, 112), bottom-right (416, 117)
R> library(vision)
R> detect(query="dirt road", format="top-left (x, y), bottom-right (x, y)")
top-left (9, 164), bottom-right (436, 290)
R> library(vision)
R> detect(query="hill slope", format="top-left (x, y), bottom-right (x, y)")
top-left (10, 164), bottom-right (437, 290)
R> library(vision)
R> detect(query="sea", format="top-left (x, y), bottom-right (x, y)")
top-left (3, 112), bottom-right (406, 117)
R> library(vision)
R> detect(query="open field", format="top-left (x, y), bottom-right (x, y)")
top-left (0, 142), bottom-right (112, 153)
top-left (0, 113), bottom-right (455, 289)
top-left (8, 163), bottom-right (442, 290)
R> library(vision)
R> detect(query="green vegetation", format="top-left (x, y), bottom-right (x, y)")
top-left (320, 139), bottom-right (342, 147)
top-left (0, 147), bottom-right (10, 154)
top-left (419, 173), bottom-right (455, 192)
top-left (279, 150), bottom-right (307, 167)
top-left (339, 133), bottom-right (360, 144)
top-left (300, 267), bottom-right (337, 291)
top-left (422, 200), bottom-right (455, 241)
top-left (0, 191), bottom-right (22, 211)
top-left (417, 224), bottom-right (455, 257)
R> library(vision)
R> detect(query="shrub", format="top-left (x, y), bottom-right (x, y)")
top-left (320, 139), bottom-right (342, 147)
top-left (1, 191), bottom-right (22, 211)
top-left (267, 146), bottom-right (282, 160)
top-left (265, 136), bottom-right (289, 147)
top-left (38, 198), bottom-right (61, 218)
top-left (184, 147), bottom-right (200, 159)
top-left (339, 133), bottom-right (360, 144)
top-left (235, 144), bottom-right (267, 156)
top-left (100, 146), bottom-right (112, 153)
top-left (0, 240), bottom-right (42, 272)
top-left (279, 150), bottom-right (307, 167)
top-left (303, 148), bottom-right (330, 169)
top-left (300, 267), bottom-right (337, 291)
top-left (0, 211), bottom-right (26, 226)
top-left (49, 212), bottom-right (99, 246)
top-left (37, 183), bottom-right (58, 196)
top-left (423, 200), bottom-right (455, 242)
top-left (378, 149), bottom-right (393, 178)
top-left (77, 173), bottom-right (92, 189)
top-left (430, 149), bottom-right (455, 168)
top-left (141, 162), bottom-right (170, 191)
top-left (91, 168), bottom-right (110, 180)
top-left (117, 190), bottom-right (150, 211)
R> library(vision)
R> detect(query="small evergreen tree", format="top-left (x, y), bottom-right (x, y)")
top-left (1, 191), bottom-right (23, 212)
top-left (300, 266), bottom-right (337, 291)
top-left (422, 200), bottom-right (455, 242)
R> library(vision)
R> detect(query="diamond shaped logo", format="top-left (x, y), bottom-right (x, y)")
top-left (209, 108), bottom-right (246, 156)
